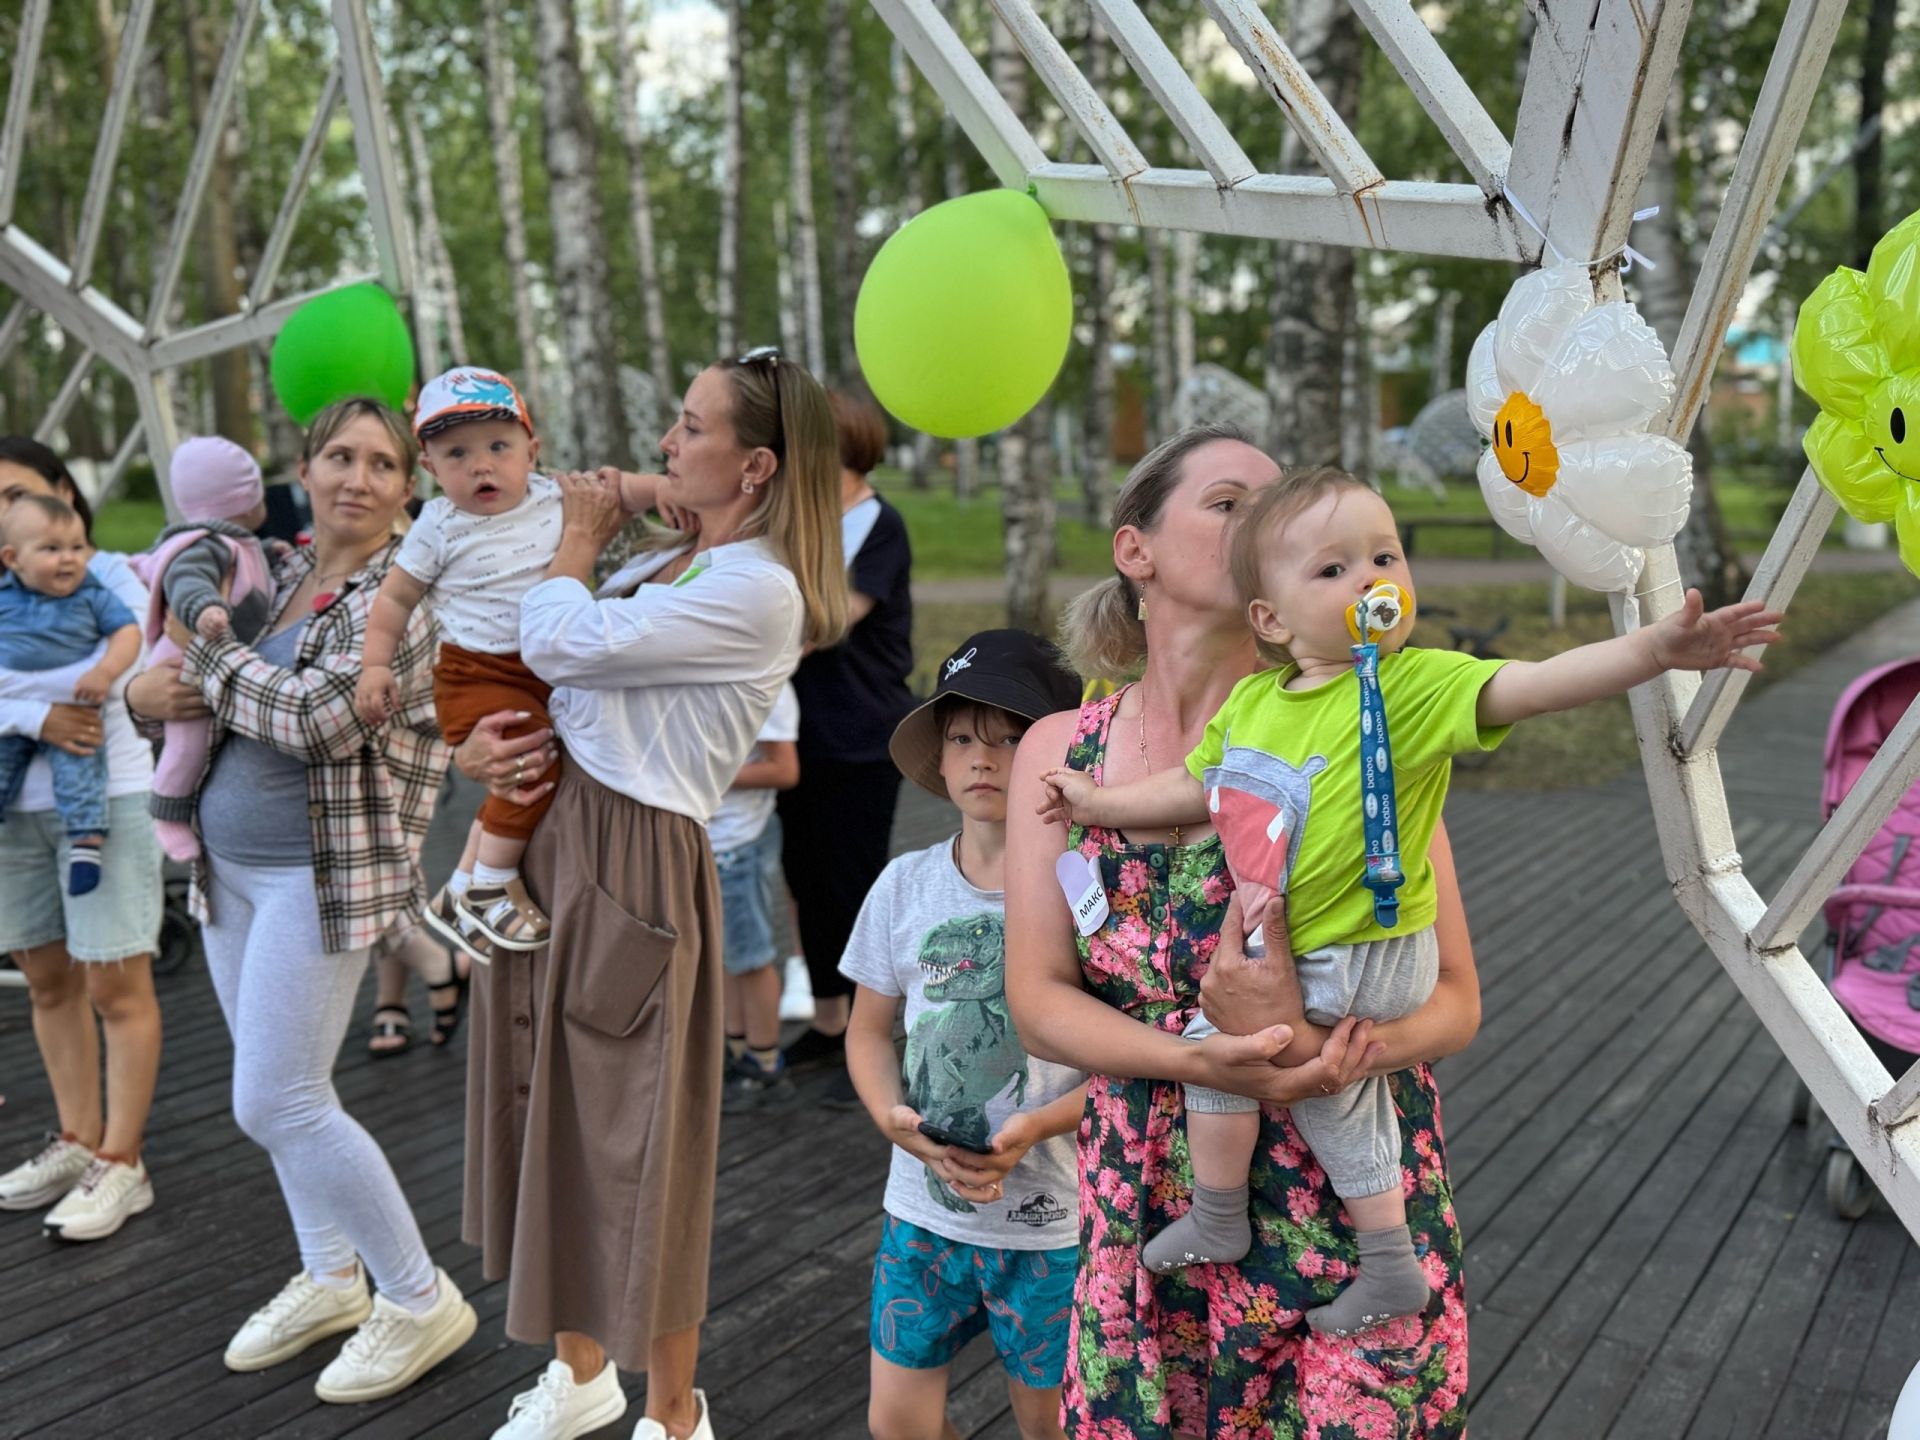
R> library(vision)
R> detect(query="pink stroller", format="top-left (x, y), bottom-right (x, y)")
top-left (1790, 656), bottom-right (1920, 1217)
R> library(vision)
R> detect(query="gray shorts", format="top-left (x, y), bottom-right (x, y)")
top-left (0, 792), bottom-right (165, 962)
top-left (1184, 925), bottom-right (1440, 1197)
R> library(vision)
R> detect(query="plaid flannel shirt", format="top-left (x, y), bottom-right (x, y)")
top-left (185, 540), bottom-right (448, 954)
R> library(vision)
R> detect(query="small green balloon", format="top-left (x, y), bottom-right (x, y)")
top-left (269, 283), bottom-right (416, 425)
top-left (855, 190), bottom-right (1072, 439)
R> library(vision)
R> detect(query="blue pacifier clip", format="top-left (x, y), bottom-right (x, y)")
top-left (1352, 584), bottom-right (1405, 929)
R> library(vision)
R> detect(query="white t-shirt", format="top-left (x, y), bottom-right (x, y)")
top-left (707, 681), bottom-right (799, 855)
top-left (0, 551), bottom-right (155, 810)
top-left (395, 473), bottom-right (564, 653)
top-left (839, 839), bottom-right (1085, 1250)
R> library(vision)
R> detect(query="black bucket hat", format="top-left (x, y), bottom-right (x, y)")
top-left (889, 629), bottom-right (1082, 799)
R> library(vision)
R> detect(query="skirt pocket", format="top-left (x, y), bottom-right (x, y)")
top-left (561, 880), bottom-right (680, 1038)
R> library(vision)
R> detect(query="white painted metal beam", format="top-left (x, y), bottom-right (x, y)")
top-left (1029, 164), bottom-right (1530, 261)
top-left (985, 0), bottom-right (1146, 180)
top-left (250, 64), bottom-right (344, 307)
top-left (0, 298), bottom-right (30, 369)
top-left (32, 348), bottom-right (95, 443)
top-left (1753, 696), bottom-right (1920, 954)
top-left (334, 0), bottom-right (418, 296)
top-left (145, 0), bottom-right (262, 338)
top-left (1347, 0), bottom-right (1510, 193)
top-left (133, 365), bottom-right (180, 517)
top-left (1201, 0), bottom-right (1382, 196)
top-left (1088, 0), bottom-right (1256, 186)
top-left (869, 0), bottom-right (1050, 188)
top-left (0, 0), bottom-right (51, 231)
top-left (1873, 1056), bottom-right (1920, 1132)
top-left (0, 227), bottom-right (146, 373)
top-left (148, 273), bottom-right (382, 370)
top-left (71, 0), bottom-right (157, 293)
top-left (1678, 470), bottom-right (1837, 757)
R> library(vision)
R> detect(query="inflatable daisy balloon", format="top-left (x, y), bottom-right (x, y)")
top-left (1466, 262), bottom-right (1694, 591)
top-left (1792, 206), bottom-right (1920, 578)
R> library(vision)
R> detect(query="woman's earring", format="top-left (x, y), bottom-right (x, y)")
top-left (741, 479), bottom-right (756, 495)
top-left (1136, 591), bottom-right (1148, 621)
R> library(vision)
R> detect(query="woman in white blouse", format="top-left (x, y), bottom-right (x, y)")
top-left (456, 350), bottom-right (847, 1440)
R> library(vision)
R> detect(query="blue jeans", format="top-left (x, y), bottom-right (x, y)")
top-left (0, 734), bottom-right (109, 836)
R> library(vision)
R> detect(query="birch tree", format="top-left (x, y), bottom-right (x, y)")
top-left (609, 0), bottom-right (673, 414)
top-left (1147, 228), bottom-right (1175, 444)
top-left (1262, 0), bottom-right (1360, 467)
top-left (181, 0), bottom-right (256, 450)
top-left (716, 0), bottom-right (744, 357)
top-left (891, 36), bottom-right (936, 490)
top-left (1080, 20), bottom-right (1116, 524)
top-left (825, 0), bottom-right (860, 380)
top-left (404, 106), bottom-right (469, 366)
top-left (938, 0), bottom-right (979, 502)
top-left (534, 0), bottom-right (630, 465)
top-left (482, 0), bottom-right (544, 413)
top-left (788, 49), bottom-right (827, 379)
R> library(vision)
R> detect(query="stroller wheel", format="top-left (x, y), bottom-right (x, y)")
top-left (1826, 1149), bottom-right (1876, 1220)
top-left (1790, 1080), bottom-right (1817, 1128)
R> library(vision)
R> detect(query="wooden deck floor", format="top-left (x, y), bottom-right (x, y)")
top-left (5, 606), bottom-right (1920, 1438)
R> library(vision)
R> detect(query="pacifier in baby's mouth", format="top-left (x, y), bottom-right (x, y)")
top-left (1347, 582), bottom-right (1409, 644)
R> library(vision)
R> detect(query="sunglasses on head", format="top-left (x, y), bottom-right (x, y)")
top-left (734, 346), bottom-right (786, 455)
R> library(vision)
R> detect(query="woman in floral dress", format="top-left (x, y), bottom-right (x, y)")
top-left (1006, 426), bottom-right (1483, 1439)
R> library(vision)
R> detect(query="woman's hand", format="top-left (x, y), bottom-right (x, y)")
top-left (555, 469), bottom-right (629, 556)
top-left (40, 702), bottom-right (103, 757)
top-left (1190, 1018), bottom-right (1381, 1107)
top-left (1199, 892), bottom-right (1298, 1035)
top-left (452, 709), bottom-right (559, 803)
top-left (125, 660), bottom-right (212, 723)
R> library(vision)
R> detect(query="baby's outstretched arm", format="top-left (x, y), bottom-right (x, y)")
top-left (355, 565), bottom-right (431, 725)
top-left (1477, 589), bottom-right (1783, 727)
top-left (1038, 763), bottom-right (1207, 830)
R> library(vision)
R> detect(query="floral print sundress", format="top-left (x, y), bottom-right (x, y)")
top-left (1060, 689), bottom-right (1469, 1440)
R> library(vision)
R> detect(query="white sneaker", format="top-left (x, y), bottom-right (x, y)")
top-left (225, 1266), bottom-right (374, 1372)
top-left (43, 1156), bottom-right (152, 1239)
top-left (314, 1266), bottom-right (478, 1403)
top-left (491, 1359), bottom-right (629, 1439)
top-left (632, 1390), bottom-right (713, 1440)
top-left (777, 955), bottom-right (815, 1022)
top-left (0, 1135), bottom-right (93, 1211)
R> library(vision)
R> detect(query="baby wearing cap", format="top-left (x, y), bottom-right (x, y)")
top-left (356, 367), bottom-right (666, 961)
top-left (131, 435), bottom-right (274, 862)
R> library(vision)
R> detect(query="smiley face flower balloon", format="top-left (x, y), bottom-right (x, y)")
top-left (1465, 263), bottom-right (1694, 591)
top-left (1793, 207), bottom-right (1920, 577)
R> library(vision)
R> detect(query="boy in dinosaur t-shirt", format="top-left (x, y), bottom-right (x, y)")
top-left (841, 630), bottom-right (1086, 1440)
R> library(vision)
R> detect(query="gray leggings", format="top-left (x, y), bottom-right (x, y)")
top-left (1185, 925), bottom-right (1440, 1199)
top-left (201, 857), bottom-right (437, 1300)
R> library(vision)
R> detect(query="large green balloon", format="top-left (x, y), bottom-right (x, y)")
top-left (269, 283), bottom-right (416, 425)
top-left (856, 190), bottom-right (1072, 439)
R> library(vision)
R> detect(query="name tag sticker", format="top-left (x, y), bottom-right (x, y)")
top-left (1056, 850), bottom-right (1109, 937)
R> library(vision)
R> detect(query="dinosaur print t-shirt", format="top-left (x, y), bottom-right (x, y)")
top-left (1186, 646), bottom-right (1511, 956)
top-left (840, 837), bottom-right (1084, 1250)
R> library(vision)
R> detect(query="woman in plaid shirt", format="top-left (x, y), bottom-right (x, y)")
top-left (126, 398), bottom-right (478, 1403)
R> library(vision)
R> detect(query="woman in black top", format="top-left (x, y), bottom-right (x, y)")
top-left (778, 390), bottom-right (913, 1090)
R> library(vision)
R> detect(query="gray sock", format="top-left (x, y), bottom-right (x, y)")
top-left (1305, 1224), bottom-right (1431, 1336)
top-left (1142, 1183), bottom-right (1252, 1274)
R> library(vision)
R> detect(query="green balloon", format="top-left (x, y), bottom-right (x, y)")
top-left (856, 190), bottom-right (1072, 439)
top-left (269, 283), bottom-right (416, 425)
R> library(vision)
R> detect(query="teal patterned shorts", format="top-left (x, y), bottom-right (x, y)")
top-left (869, 1214), bottom-right (1076, 1387)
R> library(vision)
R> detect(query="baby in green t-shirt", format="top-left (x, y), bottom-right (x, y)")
top-left (1041, 467), bottom-right (1782, 1336)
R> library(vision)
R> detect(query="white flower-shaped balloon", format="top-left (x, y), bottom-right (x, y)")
top-left (1465, 262), bottom-right (1694, 591)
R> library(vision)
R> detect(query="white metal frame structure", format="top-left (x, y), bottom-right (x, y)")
top-left (874, 0), bottom-right (1920, 1240)
top-left (0, 0), bottom-right (411, 510)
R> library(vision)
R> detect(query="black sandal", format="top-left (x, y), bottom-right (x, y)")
top-left (428, 952), bottom-right (470, 1047)
top-left (369, 1006), bottom-right (413, 1058)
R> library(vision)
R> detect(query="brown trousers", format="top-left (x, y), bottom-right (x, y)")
top-left (432, 642), bottom-right (556, 841)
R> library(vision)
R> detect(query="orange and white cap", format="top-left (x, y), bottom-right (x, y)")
top-left (414, 367), bottom-right (533, 442)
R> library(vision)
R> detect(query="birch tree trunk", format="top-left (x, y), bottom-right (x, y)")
top-left (825, 0), bottom-right (860, 381)
top-left (891, 36), bottom-right (935, 490)
top-left (1147, 229), bottom-right (1175, 445)
top-left (182, 0), bottom-right (256, 451)
top-left (1855, 0), bottom-right (1898, 270)
top-left (534, 0), bottom-right (630, 466)
top-left (774, 198), bottom-right (798, 357)
top-left (1172, 230), bottom-right (1196, 432)
top-left (989, 12), bottom-right (1053, 631)
top-left (1341, 290), bottom-right (1373, 482)
top-left (404, 107), bottom-right (468, 366)
top-left (788, 51), bottom-right (827, 379)
top-left (1077, 9), bottom-right (1116, 524)
top-left (1262, 0), bottom-right (1359, 467)
top-left (609, 0), bottom-right (673, 415)
top-left (390, 114), bottom-right (441, 377)
top-left (1639, 96), bottom-right (1744, 607)
top-left (716, 0), bottom-right (744, 357)
top-left (483, 0), bottom-right (544, 412)
top-left (940, 0), bottom-right (978, 502)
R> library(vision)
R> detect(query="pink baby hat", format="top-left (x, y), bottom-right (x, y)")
top-left (170, 436), bottom-right (263, 524)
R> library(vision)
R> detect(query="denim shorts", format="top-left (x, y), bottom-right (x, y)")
top-left (869, 1215), bottom-right (1077, 1387)
top-left (0, 792), bottom-right (164, 962)
top-left (716, 819), bottom-right (782, 976)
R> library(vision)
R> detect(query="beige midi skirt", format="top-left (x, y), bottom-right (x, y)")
top-left (463, 759), bottom-right (724, 1371)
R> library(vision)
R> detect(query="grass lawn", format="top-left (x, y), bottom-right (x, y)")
top-left (912, 568), bottom-right (1920, 793)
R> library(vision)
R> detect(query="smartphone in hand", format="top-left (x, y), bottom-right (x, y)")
top-left (917, 1119), bottom-right (995, 1155)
